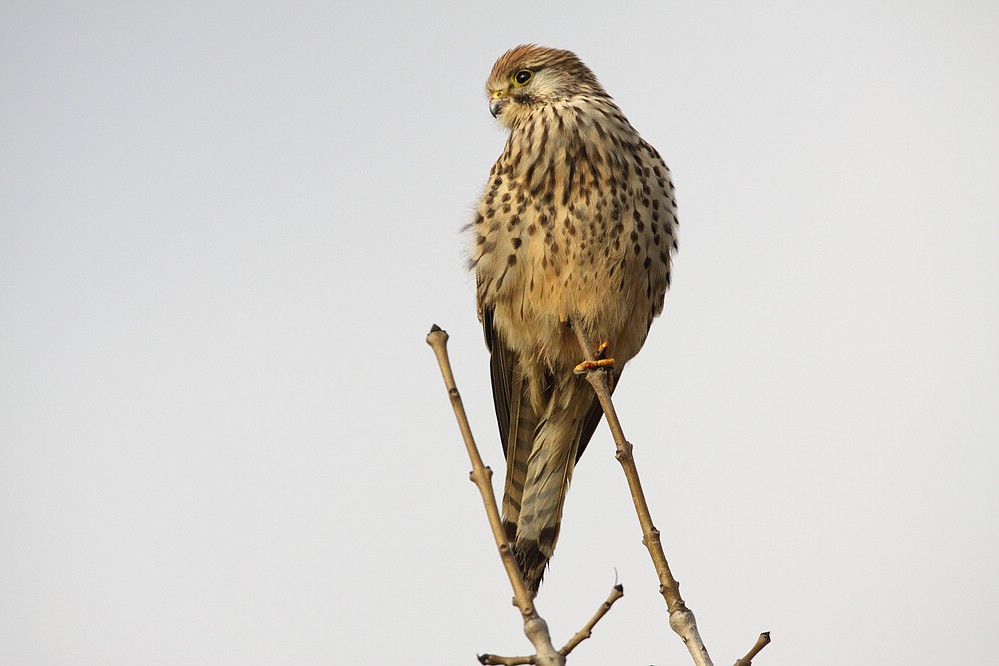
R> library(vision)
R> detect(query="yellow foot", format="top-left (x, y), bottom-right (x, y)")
top-left (574, 340), bottom-right (614, 374)
top-left (574, 356), bottom-right (615, 375)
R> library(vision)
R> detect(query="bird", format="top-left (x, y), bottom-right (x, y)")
top-left (468, 45), bottom-right (678, 592)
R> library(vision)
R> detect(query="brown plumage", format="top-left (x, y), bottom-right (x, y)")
top-left (468, 45), bottom-right (678, 591)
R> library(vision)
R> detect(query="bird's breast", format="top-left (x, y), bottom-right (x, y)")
top-left (471, 105), bottom-right (675, 368)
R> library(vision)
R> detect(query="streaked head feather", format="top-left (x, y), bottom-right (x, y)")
top-left (486, 45), bottom-right (606, 128)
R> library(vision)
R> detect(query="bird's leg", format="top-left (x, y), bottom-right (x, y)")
top-left (563, 316), bottom-right (614, 373)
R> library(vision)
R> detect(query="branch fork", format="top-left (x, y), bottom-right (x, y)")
top-left (427, 323), bottom-right (770, 665)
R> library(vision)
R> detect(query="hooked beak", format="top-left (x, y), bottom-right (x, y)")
top-left (489, 95), bottom-right (508, 118)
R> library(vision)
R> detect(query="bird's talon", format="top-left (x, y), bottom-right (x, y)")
top-left (573, 358), bottom-right (616, 375)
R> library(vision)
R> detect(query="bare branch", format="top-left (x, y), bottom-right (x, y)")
top-left (560, 584), bottom-right (625, 657)
top-left (572, 325), bottom-right (715, 666)
top-left (429, 324), bottom-right (763, 666)
top-left (426, 325), bottom-right (564, 666)
top-left (732, 632), bottom-right (771, 666)
top-left (479, 652), bottom-right (535, 665)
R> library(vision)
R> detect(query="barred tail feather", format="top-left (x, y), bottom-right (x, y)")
top-left (513, 383), bottom-right (591, 591)
top-left (501, 371), bottom-right (538, 543)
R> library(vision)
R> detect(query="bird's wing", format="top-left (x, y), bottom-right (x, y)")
top-left (482, 305), bottom-right (543, 542)
top-left (481, 305), bottom-right (511, 453)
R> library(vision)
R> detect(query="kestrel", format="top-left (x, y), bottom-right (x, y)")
top-left (468, 45), bottom-right (678, 591)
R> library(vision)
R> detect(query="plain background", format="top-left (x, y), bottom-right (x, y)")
top-left (2, 1), bottom-right (997, 664)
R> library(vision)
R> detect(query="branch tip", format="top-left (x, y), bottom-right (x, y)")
top-left (425, 325), bottom-right (449, 346)
top-left (732, 631), bottom-right (772, 666)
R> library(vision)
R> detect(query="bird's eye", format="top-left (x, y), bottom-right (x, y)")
top-left (514, 70), bottom-right (532, 86)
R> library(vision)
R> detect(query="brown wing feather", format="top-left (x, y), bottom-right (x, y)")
top-left (483, 306), bottom-right (514, 455)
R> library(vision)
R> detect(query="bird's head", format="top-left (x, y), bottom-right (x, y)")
top-left (485, 45), bottom-right (605, 129)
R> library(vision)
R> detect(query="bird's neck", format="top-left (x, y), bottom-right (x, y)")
top-left (499, 96), bottom-right (633, 199)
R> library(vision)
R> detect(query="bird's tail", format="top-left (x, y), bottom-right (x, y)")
top-left (512, 380), bottom-right (593, 591)
top-left (500, 372), bottom-right (538, 544)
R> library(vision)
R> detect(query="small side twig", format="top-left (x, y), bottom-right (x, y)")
top-left (478, 653), bottom-right (534, 666)
top-left (559, 584), bottom-right (625, 657)
top-left (426, 325), bottom-right (564, 666)
top-left (478, 582), bottom-right (624, 665)
top-left (732, 632), bottom-right (771, 666)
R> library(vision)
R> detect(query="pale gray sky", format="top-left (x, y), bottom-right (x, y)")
top-left (2, 1), bottom-right (997, 664)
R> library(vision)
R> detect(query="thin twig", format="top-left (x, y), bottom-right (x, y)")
top-left (572, 325), bottom-right (715, 666)
top-left (560, 584), bottom-right (625, 657)
top-left (479, 583), bottom-right (625, 665)
top-left (479, 653), bottom-right (535, 665)
top-left (732, 632), bottom-right (771, 666)
top-left (426, 325), bottom-right (564, 666)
